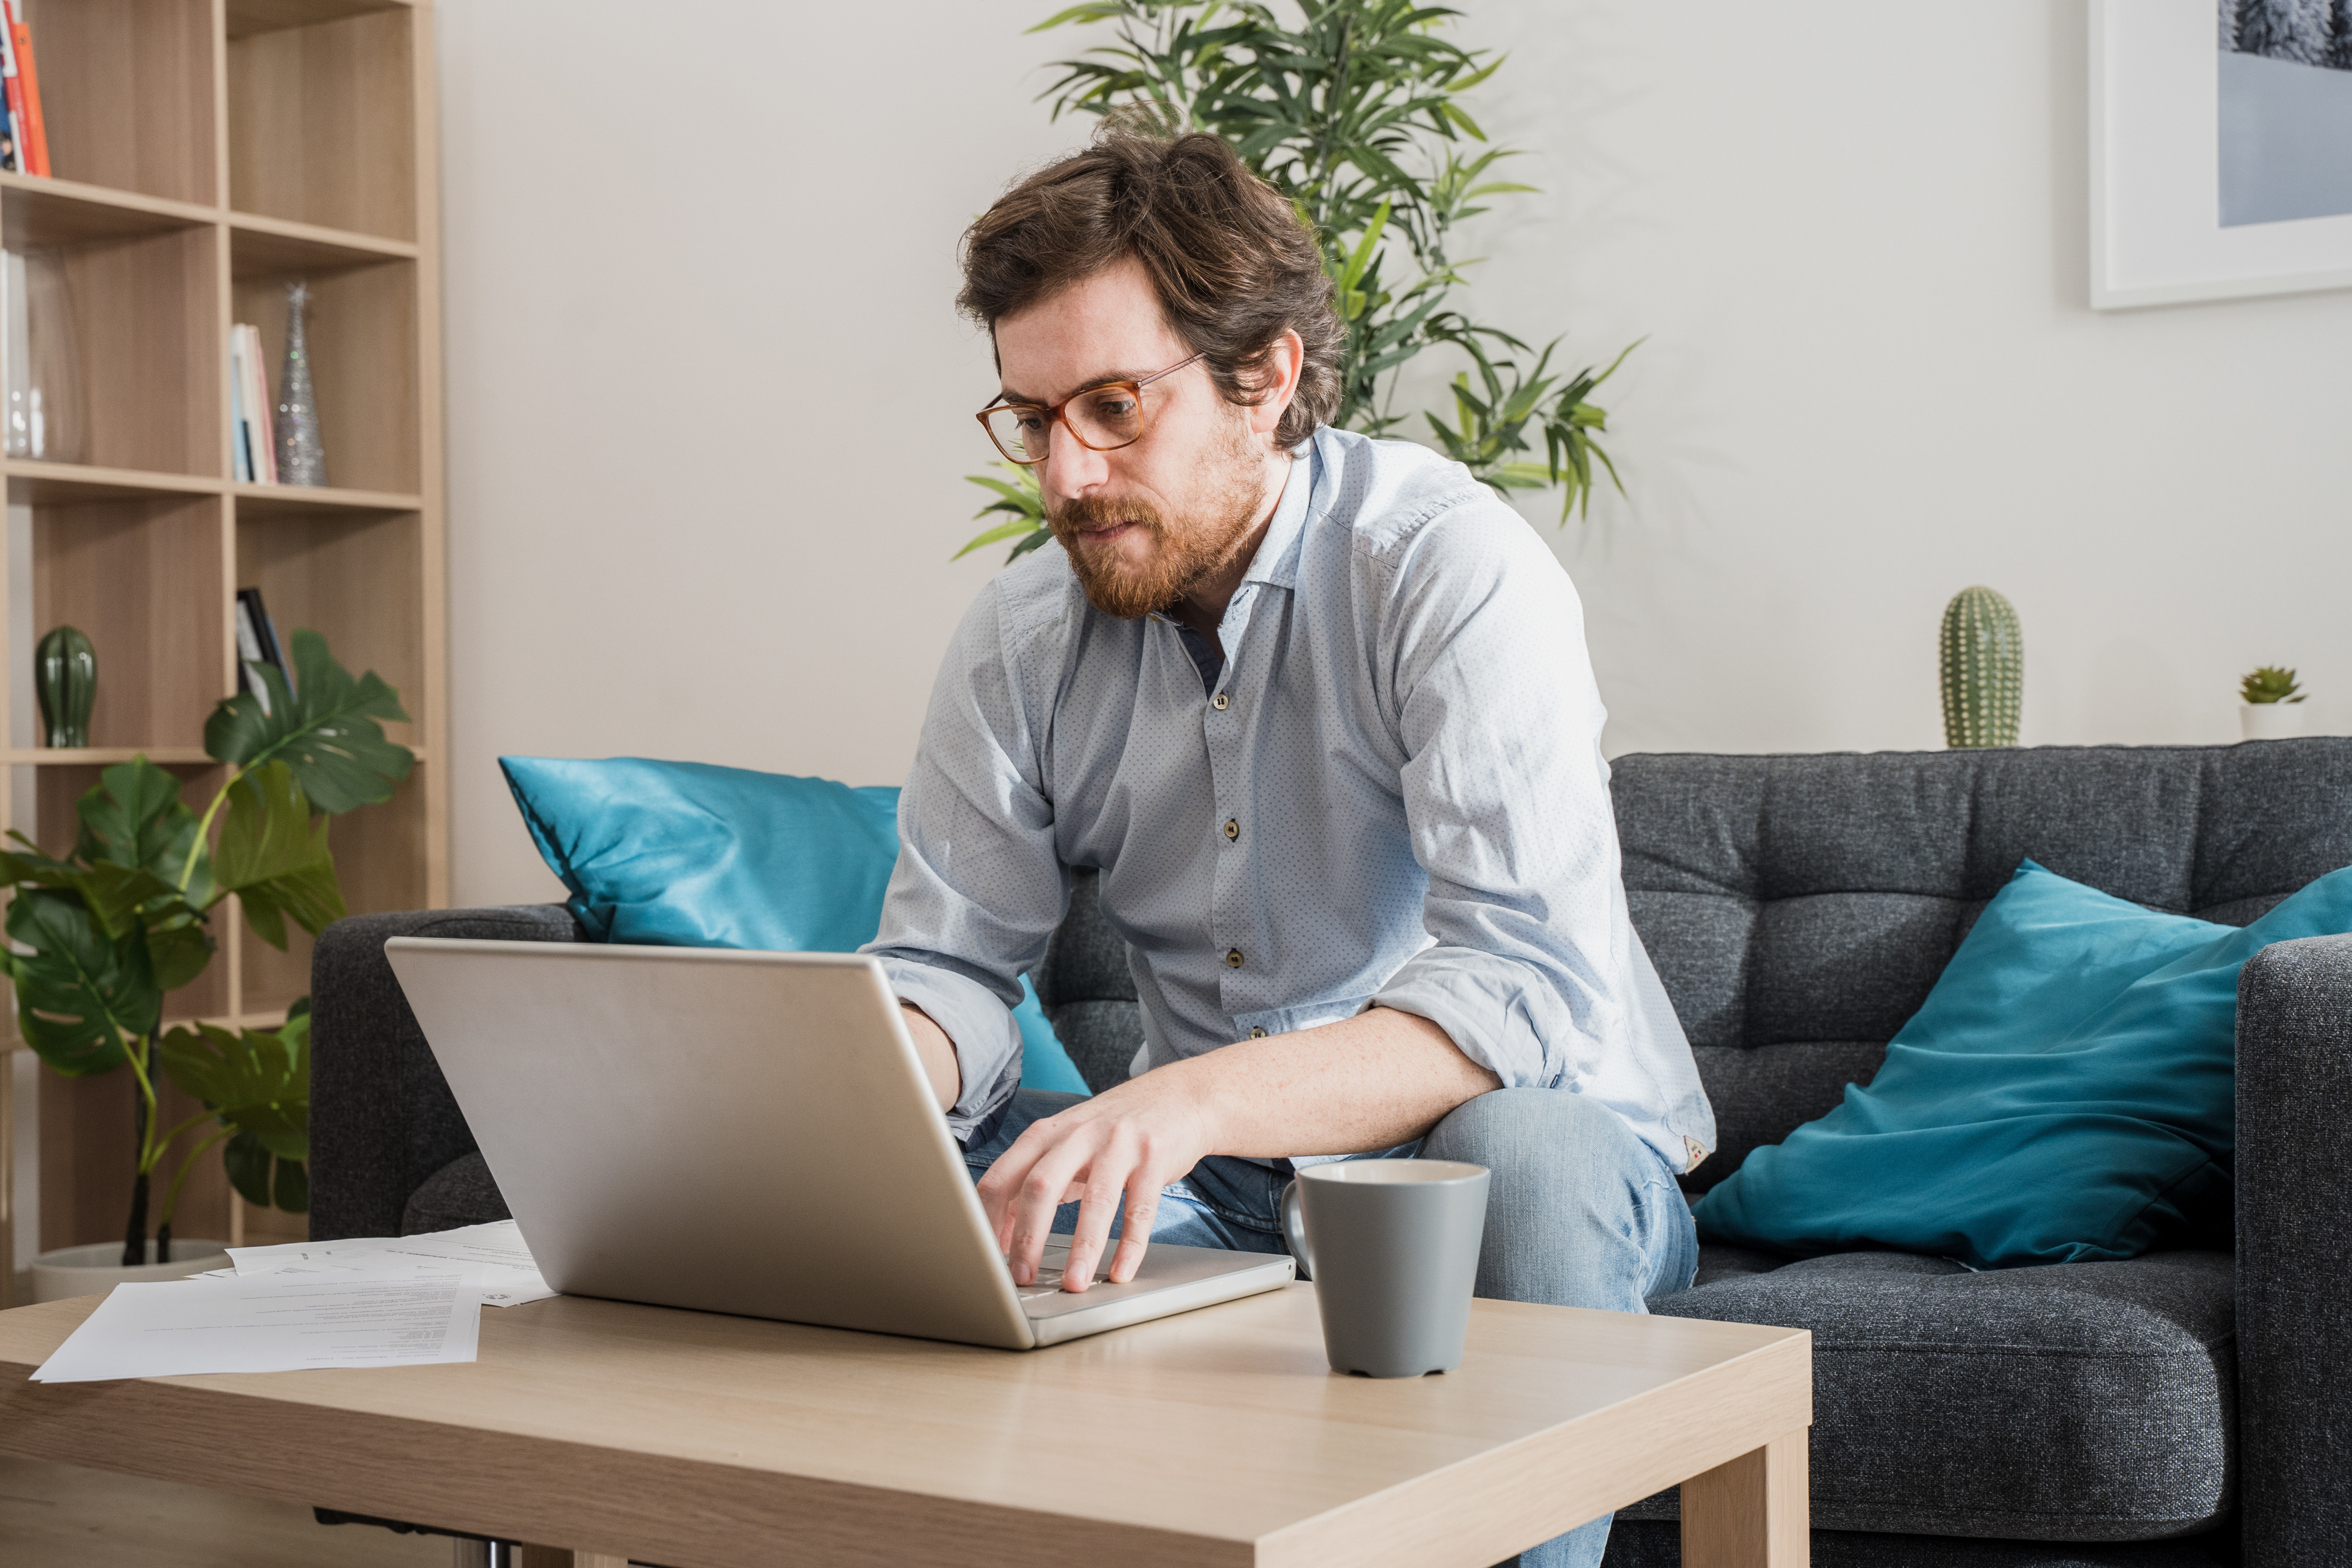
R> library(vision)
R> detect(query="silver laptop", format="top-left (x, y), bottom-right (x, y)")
top-left (383, 938), bottom-right (1293, 1349)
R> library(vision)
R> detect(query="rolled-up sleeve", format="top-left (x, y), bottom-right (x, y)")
top-left (864, 582), bottom-right (1070, 1141)
top-left (1368, 502), bottom-right (1630, 1091)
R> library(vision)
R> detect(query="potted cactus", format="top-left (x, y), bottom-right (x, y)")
top-left (2240, 666), bottom-right (2308, 741)
top-left (1940, 587), bottom-right (2023, 748)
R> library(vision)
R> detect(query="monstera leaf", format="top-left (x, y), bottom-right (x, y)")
top-left (0, 836), bottom-right (85, 889)
top-left (142, 915), bottom-right (217, 993)
top-left (75, 759), bottom-right (212, 902)
top-left (165, 1005), bottom-right (310, 1212)
top-left (2, 892), bottom-right (160, 1076)
top-left (225, 1132), bottom-right (309, 1212)
top-left (213, 762), bottom-right (345, 950)
top-left (1, 785), bottom-right (216, 992)
top-left (205, 631), bottom-right (413, 815)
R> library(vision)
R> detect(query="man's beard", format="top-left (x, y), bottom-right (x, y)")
top-left (1047, 423), bottom-right (1266, 620)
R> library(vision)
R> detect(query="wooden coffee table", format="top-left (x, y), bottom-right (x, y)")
top-left (0, 1283), bottom-right (1808, 1568)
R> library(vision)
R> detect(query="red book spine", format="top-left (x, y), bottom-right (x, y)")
top-left (10, 10), bottom-right (48, 178)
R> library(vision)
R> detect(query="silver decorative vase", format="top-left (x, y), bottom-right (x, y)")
top-left (276, 281), bottom-right (327, 486)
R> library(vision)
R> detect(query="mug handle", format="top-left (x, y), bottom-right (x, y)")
top-left (1279, 1179), bottom-right (1314, 1281)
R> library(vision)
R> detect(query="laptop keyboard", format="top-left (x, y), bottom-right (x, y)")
top-left (1013, 1240), bottom-right (1110, 1301)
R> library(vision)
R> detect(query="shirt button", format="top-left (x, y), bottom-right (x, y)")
top-left (1248, 1026), bottom-right (1268, 1039)
top-left (1222, 818), bottom-right (1239, 842)
top-left (1212, 693), bottom-right (1231, 711)
top-left (1225, 948), bottom-right (1244, 968)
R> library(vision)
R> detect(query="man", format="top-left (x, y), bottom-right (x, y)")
top-left (867, 127), bottom-right (1712, 1567)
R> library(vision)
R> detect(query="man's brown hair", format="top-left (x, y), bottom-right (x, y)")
top-left (958, 126), bottom-right (1344, 448)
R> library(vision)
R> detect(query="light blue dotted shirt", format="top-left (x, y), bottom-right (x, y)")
top-left (868, 425), bottom-right (1716, 1175)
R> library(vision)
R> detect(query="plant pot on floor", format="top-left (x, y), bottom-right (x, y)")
top-left (2241, 704), bottom-right (2309, 742)
top-left (31, 1240), bottom-right (231, 1304)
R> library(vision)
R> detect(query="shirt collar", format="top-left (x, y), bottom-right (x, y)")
top-left (1144, 442), bottom-right (1320, 627)
top-left (1241, 442), bottom-right (1318, 592)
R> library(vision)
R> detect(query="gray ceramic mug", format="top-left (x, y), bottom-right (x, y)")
top-left (1279, 1159), bottom-right (1491, 1377)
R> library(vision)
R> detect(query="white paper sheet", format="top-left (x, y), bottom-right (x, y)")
top-left (30, 1268), bottom-right (484, 1384)
top-left (228, 1220), bottom-right (557, 1307)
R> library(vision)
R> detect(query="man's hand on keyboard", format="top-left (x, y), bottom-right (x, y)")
top-left (974, 1065), bottom-right (1219, 1292)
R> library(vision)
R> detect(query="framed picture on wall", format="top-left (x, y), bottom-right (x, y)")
top-left (2091, 0), bottom-right (2352, 308)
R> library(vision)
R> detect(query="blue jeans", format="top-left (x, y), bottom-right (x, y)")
top-left (964, 1086), bottom-right (1699, 1568)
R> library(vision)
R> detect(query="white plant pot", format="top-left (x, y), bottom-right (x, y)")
top-left (2240, 704), bottom-right (2309, 742)
top-left (31, 1239), bottom-right (231, 1304)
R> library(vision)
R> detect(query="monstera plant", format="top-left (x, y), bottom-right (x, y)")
top-left (0, 630), bottom-right (413, 1265)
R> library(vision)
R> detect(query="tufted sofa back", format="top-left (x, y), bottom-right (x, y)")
top-left (1034, 741), bottom-right (2352, 1187)
top-left (1614, 741), bottom-right (2352, 1188)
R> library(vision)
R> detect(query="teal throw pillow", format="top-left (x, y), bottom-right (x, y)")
top-left (1694, 856), bottom-right (2352, 1269)
top-left (498, 755), bottom-right (1089, 1096)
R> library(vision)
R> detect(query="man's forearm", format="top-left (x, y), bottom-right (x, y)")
top-left (1162, 1006), bottom-right (1501, 1157)
top-left (899, 1003), bottom-right (962, 1112)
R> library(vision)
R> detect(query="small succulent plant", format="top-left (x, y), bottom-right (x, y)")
top-left (2240, 666), bottom-right (2306, 706)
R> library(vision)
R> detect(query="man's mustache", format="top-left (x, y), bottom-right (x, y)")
top-left (1051, 498), bottom-right (1164, 539)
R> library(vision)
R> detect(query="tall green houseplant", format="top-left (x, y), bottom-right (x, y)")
top-left (961, 0), bottom-right (1636, 562)
top-left (1, 631), bottom-right (413, 1264)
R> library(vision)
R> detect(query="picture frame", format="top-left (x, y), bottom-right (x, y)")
top-left (2090, 0), bottom-right (2352, 310)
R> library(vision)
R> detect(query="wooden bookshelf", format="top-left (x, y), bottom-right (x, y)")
top-left (0, 0), bottom-right (444, 1305)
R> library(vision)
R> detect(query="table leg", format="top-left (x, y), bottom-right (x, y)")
top-left (1679, 1428), bottom-right (1807, 1568)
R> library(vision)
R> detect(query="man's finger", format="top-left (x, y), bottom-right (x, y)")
top-left (1107, 1174), bottom-right (1165, 1284)
top-left (977, 1117), bottom-right (1063, 1250)
top-left (1004, 1130), bottom-right (1097, 1285)
top-left (975, 1116), bottom-right (1053, 1205)
top-left (1060, 1130), bottom-right (1141, 1291)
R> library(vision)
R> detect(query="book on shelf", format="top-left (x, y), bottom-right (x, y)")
top-left (0, 10), bottom-right (23, 176)
top-left (234, 588), bottom-right (294, 716)
top-left (229, 324), bottom-right (251, 481)
top-left (230, 324), bottom-right (279, 485)
top-left (2, 0), bottom-right (46, 178)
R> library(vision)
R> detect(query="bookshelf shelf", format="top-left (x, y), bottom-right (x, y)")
top-left (0, 170), bottom-right (215, 246)
top-left (5, 747), bottom-right (216, 766)
top-left (4, 745), bottom-right (427, 767)
top-left (229, 210), bottom-right (420, 273)
top-left (5, 459), bottom-right (225, 503)
top-left (234, 481), bottom-right (423, 516)
top-left (227, 0), bottom-right (413, 42)
top-left (0, 0), bottom-right (446, 1291)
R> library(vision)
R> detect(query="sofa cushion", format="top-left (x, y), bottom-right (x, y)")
top-left (498, 754), bottom-right (1087, 1095)
top-left (1626, 1249), bottom-right (2235, 1542)
top-left (1614, 742), bottom-right (2352, 1192)
top-left (1697, 858), bottom-right (2352, 1268)
top-left (401, 1151), bottom-right (511, 1235)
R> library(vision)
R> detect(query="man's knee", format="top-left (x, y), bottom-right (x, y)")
top-left (1422, 1088), bottom-right (1687, 1312)
top-left (1424, 1086), bottom-right (1634, 1176)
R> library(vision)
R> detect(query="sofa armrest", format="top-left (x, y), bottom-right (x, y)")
top-left (2237, 932), bottom-right (2352, 1567)
top-left (308, 905), bottom-right (584, 1241)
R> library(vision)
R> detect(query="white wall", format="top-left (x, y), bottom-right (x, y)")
top-left (438, 1), bottom-right (2352, 907)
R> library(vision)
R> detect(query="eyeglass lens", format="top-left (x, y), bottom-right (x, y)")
top-left (985, 384), bottom-right (1146, 462)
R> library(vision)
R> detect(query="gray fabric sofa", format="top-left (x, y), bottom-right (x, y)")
top-left (309, 741), bottom-right (2352, 1567)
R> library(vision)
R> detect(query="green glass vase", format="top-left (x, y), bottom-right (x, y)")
top-left (35, 624), bottom-right (96, 748)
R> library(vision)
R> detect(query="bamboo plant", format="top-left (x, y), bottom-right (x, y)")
top-left (0, 630), bottom-right (413, 1264)
top-left (963, 0), bottom-right (1638, 558)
